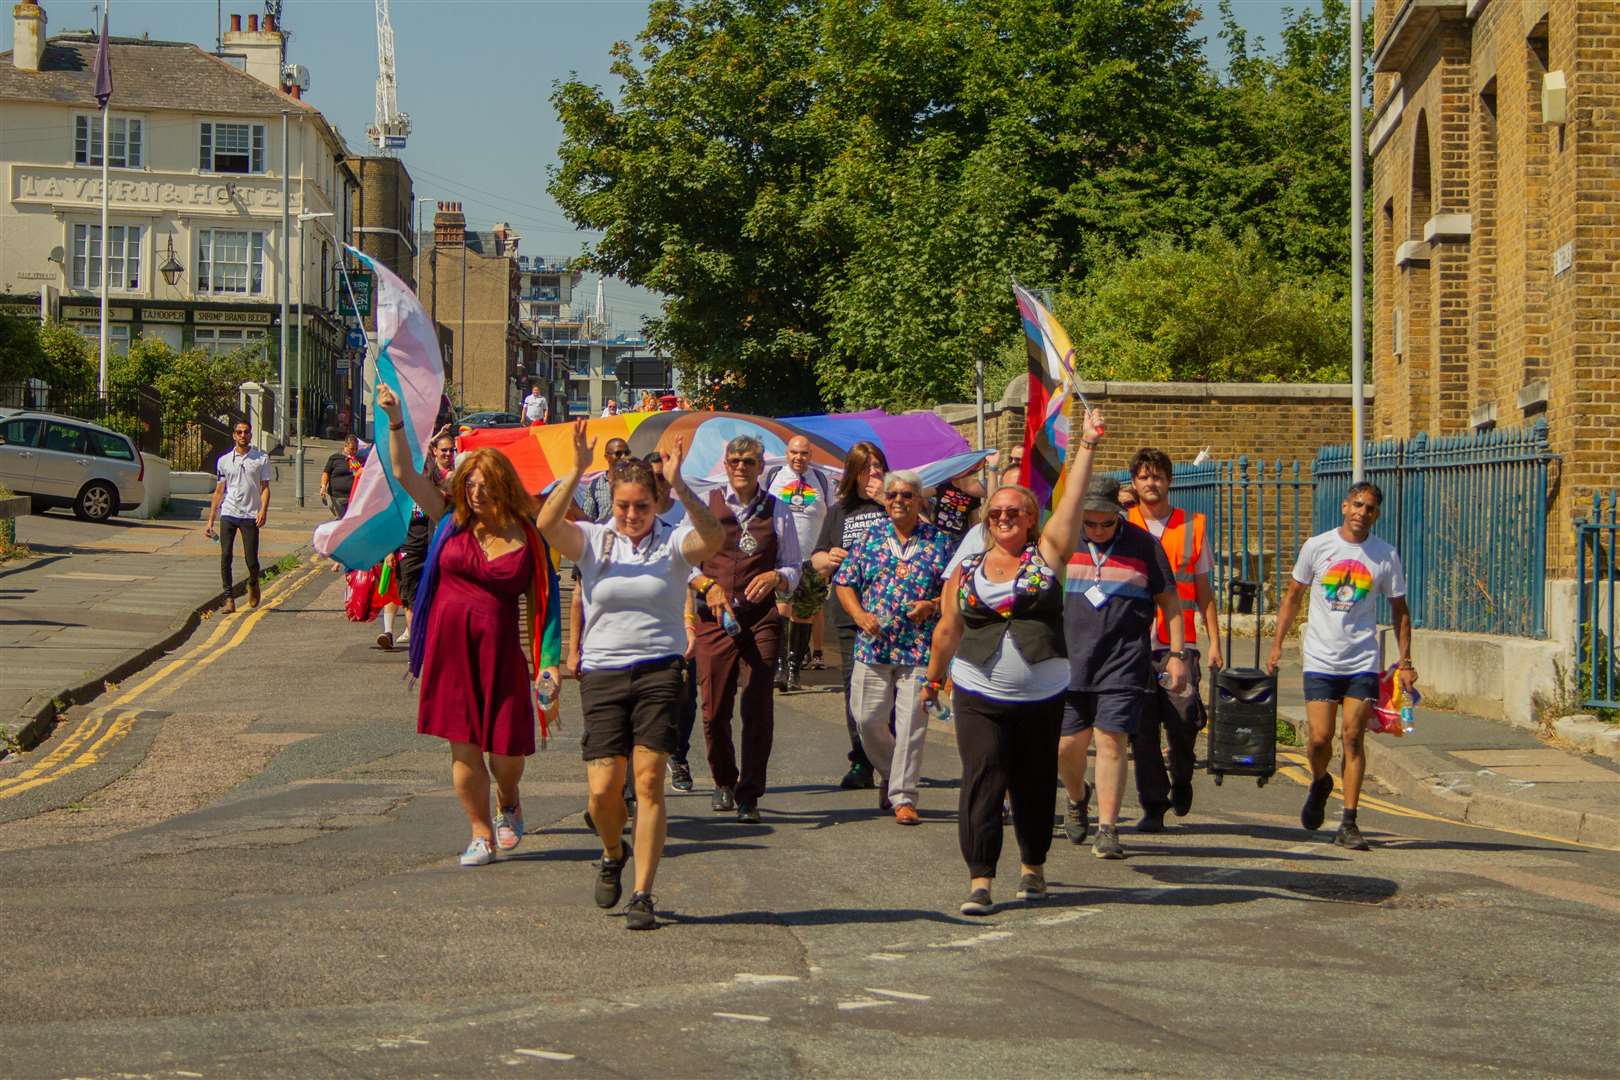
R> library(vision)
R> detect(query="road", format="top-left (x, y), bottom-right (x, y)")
top-left (0, 563), bottom-right (1616, 1079)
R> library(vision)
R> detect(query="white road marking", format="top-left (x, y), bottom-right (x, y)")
top-left (1035, 908), bottom-right (1102, 926)
top-left (867, 952), bottom-right (907, 961)
top-left (928, 930), bottom-right (1013, 949)
top-left (864, 987), bottom-right (931, 1002)
top-left (838, 999), bottom-right (896, 1011)
top-left (513, 1048), bottom-right (576, 1061)
top-left (734, 973), bottom-right (800, 984)
top-left (713, 1012), bottom-right (771, 1023)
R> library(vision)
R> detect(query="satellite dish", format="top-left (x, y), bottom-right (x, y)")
top-left (281, 63), bottom-right (311, 92)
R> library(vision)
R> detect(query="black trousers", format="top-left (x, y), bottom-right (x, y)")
top-left (1132, 649), bottom-right (1205, 812)
top-left (954, 686), bottom-right (1063, 879)
top-left (695, 610), bottom-right (780, 806)
top-left (835, 624), bottom-right (874, 769)
top-left (218, 515), bottom-right (261, 591)
top-left (672, 655), bottom-right (699, 766)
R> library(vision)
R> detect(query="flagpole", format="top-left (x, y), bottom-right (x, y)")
top-left (1350, 0), bottom-right (1366, 483)
top-left (97, 3), bottom-right (110, 395)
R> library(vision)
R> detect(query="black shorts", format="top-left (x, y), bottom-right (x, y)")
top-left (579, 655), bottom-right (683, 760)
top-left (1303, 672), bottom-right (1380, 703)
top-left (1061, 689), bottom-right (1147, 737)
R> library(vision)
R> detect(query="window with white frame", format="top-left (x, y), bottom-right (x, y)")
top-left (196, 230), bottom-right (266, 295)
top-left (198, 121), bottom-right (266, 174)
top-left (74, 115), bottom-right (143, 168)
top-left (192, 327), bottom-right (266, 357)
top-left (73, 322), bottom-right (132, 354)
top-left (70, 224), bottom-right (143, 290)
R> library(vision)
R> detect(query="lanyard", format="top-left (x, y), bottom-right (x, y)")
top-left (886, 528), bottom-right (919, 564)
top-left (1085, 535), bottom-right (1119, 581)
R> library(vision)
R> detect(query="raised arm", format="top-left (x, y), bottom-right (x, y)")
top-left (667, 439), bottom-right (724, 564)
top-left (1038, 407), bottom-right (1105, 566)
top-left (375, 384), bottom-right (449, 523)
top-left (537, 419), bottom-right (594, 563)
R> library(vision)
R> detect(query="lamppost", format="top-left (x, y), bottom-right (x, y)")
top-left (296, 210), bottom-right (334, 507)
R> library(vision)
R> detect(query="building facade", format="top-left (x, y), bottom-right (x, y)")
top-left (418, 203), bottom-right (524, 413)
top-left (1370, 0), bottom-right (1620, 575)
top-left (0, 4), bottom-right (357, 432)
top-left (518, 254), bottom-right (582, 421)
top-left (345, 154), bottom-right (416, 435)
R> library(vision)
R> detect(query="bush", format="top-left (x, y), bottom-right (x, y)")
top-left (37, 321), bottom-right (96, 395)
top-left (100, 411), bottom-right (145, 444)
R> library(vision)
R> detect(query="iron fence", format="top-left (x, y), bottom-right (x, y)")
top-left (1577, 490), bottom-right (1619, 711)
top-left (1314, 421), bottom-right (1552, 638)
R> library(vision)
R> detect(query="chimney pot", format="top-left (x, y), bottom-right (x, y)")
top-left (230, 12), bottom-right (241, 30)
top-left (289, 83), bottom-right (301, 99)
top-left (247, 13), bottom-right (258, 31)
top-left (12, 0), bottom-right (47, 72)
top-left (264, 12), bottom-right (276, 30)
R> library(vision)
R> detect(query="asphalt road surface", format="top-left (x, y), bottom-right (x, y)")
top-left (0, 564), bottom-right (1616, 1079)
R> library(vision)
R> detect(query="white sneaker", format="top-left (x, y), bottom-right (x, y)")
top-left (459, 837), bottom-right (493, 866)
top-left (395, 627), bottom-right (410, 646)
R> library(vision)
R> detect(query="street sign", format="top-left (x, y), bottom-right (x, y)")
top-left (346, 327), bottom-right (366, 350)
top-left (384, 135), bottom-right (408, 150)
top-left (338, 268), bottom-right (375, 319)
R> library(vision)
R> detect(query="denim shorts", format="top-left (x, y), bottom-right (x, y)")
top-left (1303, 671), bottom-right (1380, 703)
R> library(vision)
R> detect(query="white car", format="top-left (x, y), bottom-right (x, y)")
top-left (0, 411), bottom-right (145, 522)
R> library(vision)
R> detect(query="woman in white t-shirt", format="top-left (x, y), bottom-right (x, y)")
top-left (921, 409), bottom-right (1103, 915)
top-left (538, 421), bottom-right (723, 930)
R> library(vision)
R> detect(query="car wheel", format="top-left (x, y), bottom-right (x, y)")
top-left (74, 481), bottom-right (117, 523)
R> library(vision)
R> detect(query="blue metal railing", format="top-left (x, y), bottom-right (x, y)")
top-left (1314, 421), bottom-right (1552, 637)
top-left (1577, 490), bottom-right (1619, 711)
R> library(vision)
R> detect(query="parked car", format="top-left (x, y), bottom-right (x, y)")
top-left (456, 411), bottom-right (523, 434)
top-left (0, 411), bottom-right (145, 522)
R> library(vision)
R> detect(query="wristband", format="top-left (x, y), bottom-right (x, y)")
top-left (922, 678), bottom-right (945, 692)
top-left (1079, 438), bottom-right (1099, 450)
top-left (389, 421), bottom-right (405, 431)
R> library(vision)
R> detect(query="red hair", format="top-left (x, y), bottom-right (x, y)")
top-left (449, 447), bottom-right (535, 529)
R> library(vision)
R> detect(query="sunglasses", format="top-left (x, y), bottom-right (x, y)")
top-left (233, 428), bottom-right (251, 436)
top-left (607, 448), bottom-right (631, 458)
top-left (884, 490), bottom-right (918, 502)
top-left (1083, 518), bottom-right (1120, 530)
top-left (726, 456), bottom-right (760, 468)
top-left (986, 507), bottom-right (1026, 521)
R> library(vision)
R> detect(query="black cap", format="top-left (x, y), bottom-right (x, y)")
top-left (1083, 475), bottom-right (1123, 514)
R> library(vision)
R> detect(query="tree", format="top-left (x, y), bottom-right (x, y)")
top-left (0, 312), bottom-right (41, 384)
top-left (108, 336), bottom-right (176, 389)
top-left (36, 322), bottom-right (96, 395)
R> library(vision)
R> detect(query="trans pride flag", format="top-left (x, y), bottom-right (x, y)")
top-left (314, 247), bottom-right (444, 570)
top-left (1012, 283), bottom-right (1082, 512)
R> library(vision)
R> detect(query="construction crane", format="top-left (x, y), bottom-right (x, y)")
top-left (366, 0), bottom-right (411, 152)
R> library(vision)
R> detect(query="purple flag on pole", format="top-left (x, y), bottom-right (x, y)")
top-left (92, 15), bottom-right (113, 109)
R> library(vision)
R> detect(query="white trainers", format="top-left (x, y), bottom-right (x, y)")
top-left (459, 837), bottom-right (493, 866)
top-left (494, 806), bottom-right (524, 851)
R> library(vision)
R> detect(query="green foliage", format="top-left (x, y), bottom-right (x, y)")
top-left (154, 345), bottom-right (265, 428)
top-left (551, 0), bottom-right (1366, 412)
top-left (0, 312), bottom-right (42, 383)
top-left (37, 322), bottom-right (96, 394)
top-left (108, 336), bottom-right (176, 389)
top-left (990, 230), bottom-right (1350, 387)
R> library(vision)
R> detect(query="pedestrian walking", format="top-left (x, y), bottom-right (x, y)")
top-left (929, 466), bottom-right (984, 548)
top-left (319, 434), bottom-right (364, 519)
top-left (811, 441), bottom-right (891, 790)
top-left (203, 420), bottom-right (272, 614)
top-left (522, 383), bottom-right (549, 427)
top-left (1124, 448), bottom-right (1223, 832)
top-left (1058, 475), bottom-right (1188, 861)
top-left (689, 432), bottom-right (803, 823)
top-left (376, 384), bottom-right (562, 868)
top-left (765, 435), bottom-right (833, 691)
top-left (539, 421), bottom-right (723, 929)
top-left (579, 437), bottom-right (633, 524)
top-left (833, 470), bottom-right (954, 824)
top-left (922, 409), bottom-right (1102, 914)
top-left (1267, 482), bottom-right (1415, 851)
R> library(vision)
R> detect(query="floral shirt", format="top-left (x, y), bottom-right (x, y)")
top-left (833, 519), bottom-right (955, 666)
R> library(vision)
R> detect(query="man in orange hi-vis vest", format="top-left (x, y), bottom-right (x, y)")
top-left (1125, 448), bottom-right (1223, 833)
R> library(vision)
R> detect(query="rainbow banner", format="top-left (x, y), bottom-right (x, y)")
top-left (459, 409), bottom-right (983, 496)
top-left (314, 247), bottom-right (444, 570)
top-left (1012, 283), bottom-right (1080, 511)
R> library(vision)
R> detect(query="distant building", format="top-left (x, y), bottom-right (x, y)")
top-left (417, 203), bottom-right (524, 413)
top-left (345, 154), bottom-right (415, 435)
top-left (1370, 0), bottom-right (1619, 574)
top-left (518, 254), bottom-right (582, 422)
top-left (0, 4), bottom-right (357, 433)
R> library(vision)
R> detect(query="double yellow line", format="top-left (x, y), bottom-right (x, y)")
top-left (0, 561), bottom-right (323, 802)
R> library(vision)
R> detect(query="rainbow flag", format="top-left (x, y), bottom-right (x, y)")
top-left (1012, 283), bottom-right (1079, 511)
top-left (314, 247), bottom-right (444, 570)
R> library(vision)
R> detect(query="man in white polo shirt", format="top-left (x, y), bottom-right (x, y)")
top-left (203, 420), bottom-right (272, 613)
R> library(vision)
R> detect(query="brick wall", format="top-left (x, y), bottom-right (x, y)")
top-left (940, 382), bottom-right (1362, 477)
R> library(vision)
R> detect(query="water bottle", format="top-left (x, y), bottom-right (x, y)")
top-left (721, 608), bottom-right (741, 637)
top-left (535, 671), bottom-right (557, 711)
top-left (924, 697), bottom-right (953, 723)
top-left (1399, 704), bottom-right (1416, 736)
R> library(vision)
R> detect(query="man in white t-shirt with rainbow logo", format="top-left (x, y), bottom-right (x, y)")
top-left (1268, 481), bottom-right (1416, 852)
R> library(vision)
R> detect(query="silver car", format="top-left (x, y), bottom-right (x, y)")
top-left (0, 411), bottom-right (145, 522)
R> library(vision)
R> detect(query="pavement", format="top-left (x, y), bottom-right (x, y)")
top-left (0, 566), bottom-right (1617, 1077)
top-left (0, 442), bottom-right (339, 752)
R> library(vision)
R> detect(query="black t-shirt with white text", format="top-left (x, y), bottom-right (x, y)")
top-left (814, 498), bottom-right (888, 631)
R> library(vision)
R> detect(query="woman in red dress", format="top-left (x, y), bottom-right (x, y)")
top-left (377, 384), bottom-right (561, 867)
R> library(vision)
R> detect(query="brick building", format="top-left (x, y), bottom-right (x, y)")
top-left (417, 202), bottom-right (524, 413)
top-left (1370, 0), bottom-right (1620, 573)
top-left (343, 155), bottom-right (417, 434)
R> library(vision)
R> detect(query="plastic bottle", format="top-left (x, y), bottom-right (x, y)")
top-left (1399, 703), bottom-right (1416, 735)
top-left (536, 671), bottom-right (557, 711)
top-left (721, 608), bottom-right (742, 637)
top-left (924, 697), bottom-right (953, 723)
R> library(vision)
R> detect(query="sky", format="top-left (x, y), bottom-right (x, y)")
top-left (4, 0), bottom-right (1305, 332)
